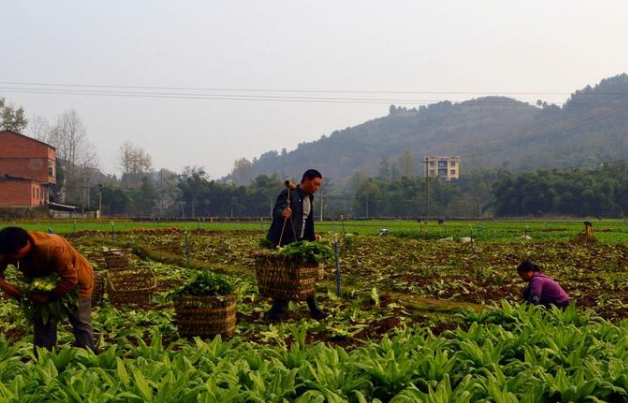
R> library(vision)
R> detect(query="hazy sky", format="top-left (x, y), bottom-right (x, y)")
top-left (1, 0), bottom-right (627, 179)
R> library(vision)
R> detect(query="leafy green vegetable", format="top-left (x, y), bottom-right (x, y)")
top-left (258, 238), bottom-right (274, 249)
top-left (170, 271), bottom-right (234, 297)
top-left (17, 274), bottom-right (79, 325)
top-left (277, 241), bottom-right (333, 265)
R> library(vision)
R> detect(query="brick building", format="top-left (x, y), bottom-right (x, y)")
top-left (0, 130), bottom-right (56, 208)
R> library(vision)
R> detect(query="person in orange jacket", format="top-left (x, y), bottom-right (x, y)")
top-left (0, 227), bottom-right (95, 351)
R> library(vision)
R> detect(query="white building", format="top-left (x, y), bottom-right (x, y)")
top-left (425, 156), bottom-right (461, 181)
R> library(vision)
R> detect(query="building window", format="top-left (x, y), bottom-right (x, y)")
top-left (429, 161), bottom-right (436, 167)
top-left (438, 161), bottom-right (447, 168)
top-left (450, 161), bottom-right (456, 167)
top-left (438, 168), bottom-right (448, 176)
top-left (48, 161), bottom-right (55, 177)
top-left (450, 169), bottom-right (456, 175)
top-left (429, 169), bottom-right (436, 176)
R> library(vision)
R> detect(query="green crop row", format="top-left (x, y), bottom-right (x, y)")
top-left (1, 303), bottom-right (628, 403)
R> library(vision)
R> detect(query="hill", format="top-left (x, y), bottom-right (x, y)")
top-left (227, 74), bottom-right (628, 185)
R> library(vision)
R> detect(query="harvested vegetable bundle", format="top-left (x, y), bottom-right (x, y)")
top-left (170, 271), bottom-right (234, 297)
top-left (277, 240), bottom-right (333, 266)
top-left (17, 274), bottom-right (79, 325)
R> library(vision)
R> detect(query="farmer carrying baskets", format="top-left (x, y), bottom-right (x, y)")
top-left (263, 169), bottom-right (328, 322)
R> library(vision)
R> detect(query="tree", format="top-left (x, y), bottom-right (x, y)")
top-left (156, 168), bottom-right (180, 217)
top-left (377, 155), bottom-right (391, 180)
top-left (397, 151), bottom-right (416, 177)
top-left (25, 115), bottom-right (52, 143)
top-left (0, 96), bottom-right (28, 132)
top-left (48, 110), bottom-right (98, 203)
top-left (119, 142), bottom-right (153, 188)
top-left (230, 157), bottom-right (252, 185)
top-left (178, 166), bottom-right (208, 218)
top-left (135, 176), bottom-right (158, 216)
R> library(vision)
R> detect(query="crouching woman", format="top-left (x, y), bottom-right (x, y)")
top-left (517, 260), bottom-right (570, 309)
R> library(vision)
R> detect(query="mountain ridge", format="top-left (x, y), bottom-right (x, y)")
top-left (227, 74), bottom-right (628, 185)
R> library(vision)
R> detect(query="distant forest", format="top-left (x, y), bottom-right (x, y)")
top-left (92, 162), bottom-right (628, 218)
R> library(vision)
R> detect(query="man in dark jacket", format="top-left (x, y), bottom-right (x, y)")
top-left (264, 169), bottom-right (328, 322)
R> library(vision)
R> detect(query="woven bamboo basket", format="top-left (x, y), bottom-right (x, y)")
top-left (103, 248), bottom-right (132, 270)
top-left (91, 271), bottom-right (105, 307)
top-left (255, 263), bottom-right (323, 301)
top-left (106, 267), bottom-right (156, 305)
top-left (173, 295), bottom-right (237, 338)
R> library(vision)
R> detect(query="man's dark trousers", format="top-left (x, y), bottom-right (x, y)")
top-left (33, 296), bottom-right (95, 351)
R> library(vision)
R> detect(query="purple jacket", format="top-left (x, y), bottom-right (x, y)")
top-left (523, 273), bottom-right (570, 307)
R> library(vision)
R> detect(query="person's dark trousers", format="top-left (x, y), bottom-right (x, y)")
top-left (265, 299), bottom-right (290, 321)
top-left (33, 314), bottom-right (58, 351)
top-left (33, 295), bottom-right (95, 352)
top-left (265, 295), bottom-right (325, 321)
top-left (71, 296), bottom-right (95, 351)
top-left (306, 295), bottom-right (325, 317)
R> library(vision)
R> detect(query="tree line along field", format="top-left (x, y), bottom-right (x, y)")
top-left (2, 222), bottom-right (628, 401)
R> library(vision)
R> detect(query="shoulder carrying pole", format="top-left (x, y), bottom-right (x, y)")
top-left (277, 180), bottom-right (297, 247)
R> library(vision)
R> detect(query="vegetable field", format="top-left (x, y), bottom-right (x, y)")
top-left (1, 222), bottom-right (628, 401)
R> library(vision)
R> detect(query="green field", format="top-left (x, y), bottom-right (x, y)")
top-left (2, 221), bottom-right (628, 401)
top-left (2, 217), bottom-right (627, 242)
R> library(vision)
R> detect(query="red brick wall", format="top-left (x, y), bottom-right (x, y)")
top-left (0, 131), bottom-right (56, 184)
top-left (0, 181), bottom-right (38, 208)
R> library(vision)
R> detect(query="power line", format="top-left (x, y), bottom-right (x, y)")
top-left (0, 80), bottom-right (586, 95)
top-left (4, 85), bottom-right (628, 107)
top-left (4, 80), bottom-right (628, 96)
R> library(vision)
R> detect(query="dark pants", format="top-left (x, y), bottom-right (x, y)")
top-left (266, 295), bottom-right (323, 320)
top-left (34, 295), bottom-right (95, 351)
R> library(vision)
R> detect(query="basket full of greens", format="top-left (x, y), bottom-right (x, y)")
top-left (254, 240), bottom-right (333, 301)
top-left (171, 271), bottom-right (236, 338)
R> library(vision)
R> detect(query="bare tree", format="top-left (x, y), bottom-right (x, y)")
top-left (156, 168), bottom-right (179, 217)
top-left (119, 141), bottom-right (153, 187)
top-left (48, 110), bottom-right (98, 203)
top-left (26, 115), bottom-right (52, 143)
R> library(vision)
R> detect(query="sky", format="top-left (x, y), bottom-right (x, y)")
top-left (1, 0), bottom-right (628, 179)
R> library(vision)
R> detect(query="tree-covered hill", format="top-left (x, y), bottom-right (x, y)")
top-left (227, 74), bottom-right (628, 185)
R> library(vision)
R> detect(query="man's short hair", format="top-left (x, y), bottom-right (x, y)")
top-left (0, 227), bottom-right (29, 255)
top-left (301, 169), bottom-right (322, 183)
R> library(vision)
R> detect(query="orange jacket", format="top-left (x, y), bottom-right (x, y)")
top-left (0, 231), bottom-right (93, 297)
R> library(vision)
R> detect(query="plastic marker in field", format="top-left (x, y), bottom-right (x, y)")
top-left (334, 240), bottom-right (341, 297)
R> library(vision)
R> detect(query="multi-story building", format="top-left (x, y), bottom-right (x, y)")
top-left (0, 130), bottom-right (56, 208)
top-left (424, 156), bottom-right (461, 181)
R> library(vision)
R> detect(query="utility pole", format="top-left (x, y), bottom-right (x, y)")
top-left (87, 177), bottom-right (91, 212)
top-left (366, 193), bottom-right (369, 219)
top-left (319, 185), bottom-right (324, 222)
top-left (80, 177), bottom-right (85, 215)
top-left (425, 157), bottom-right (430, 221)
top-left (159, 170), bottom-right (164, 218)
top-left (98, 184), bottom-right (103, 218)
